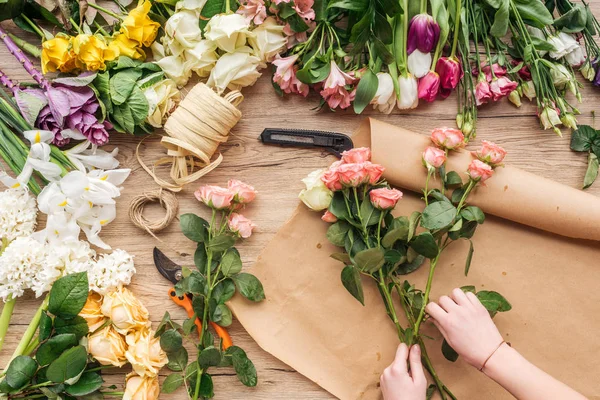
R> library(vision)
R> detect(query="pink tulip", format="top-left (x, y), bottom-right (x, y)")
top-left (228, 179), bottom-right (257, 204)
top-left (369, 188), bottom-right (403, 210)
top-left (195, 185), bottom-right (234, 210)
top-left (422, 146), bottom-right (446, 169)
top-left (321, 210), bottom-right (338, 223)
top-left (430, 127), bottom-right (465, 150)
top-left (418, 71), bottom-right (440, 102)
top-left (341, 147), bottom-right (371, 164)
top-left (472, 140), bottom-right (507, 166)
top-left (467, 159), bottom-right (494, 182)
top-left (320, 60), bottom-right (355, 109)
top-left (228, 213), bottom-right (256, 238)
top-left (407, 14), bottom-right (440, 54)
top-left (435, 56), bottom-right (463, 90)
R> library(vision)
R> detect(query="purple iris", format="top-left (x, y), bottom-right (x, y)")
top-left (407, 14), bottom-right (441, 55)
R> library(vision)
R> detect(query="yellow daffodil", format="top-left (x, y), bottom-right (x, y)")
top-left (108, 33), bottom-right (145, 60)
top-left (72, 34), bottom-right (118, 71)
top-left (41, 35), bottom-right (77, 74)
top-left (121, 0), bottom-right (160, 47)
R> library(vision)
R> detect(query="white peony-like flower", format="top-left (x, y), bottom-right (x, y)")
top-left (164, 9), bottom-right (202, 53)
top-left (248, 17), bottom-right (287, 67)
top-left (0, 237), bottom-right (47, 301)
top-left (207, 47), bottom-right (262, 93)
top-left (89, 249), bottom-right (136, 295)
top-left (0, 188), bottom-right (37, 242)
top-left (204, 13), bottom-right (253, 53)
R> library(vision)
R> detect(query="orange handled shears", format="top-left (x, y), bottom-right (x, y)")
top-left (154, 247), bottom-right (232, 350)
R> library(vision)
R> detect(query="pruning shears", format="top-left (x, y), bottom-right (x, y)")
top-left (259, 128), bottom-right (353, 158)
top-left (153, 247), bottom-right (233, 349)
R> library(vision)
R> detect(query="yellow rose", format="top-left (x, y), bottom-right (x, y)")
top-left (123, 373), bottom-right (160, 400)
top-left (88, 325), bottom-right (128, 367)
top-left (72, 34), bottom-right (117, 71)
top-left (101, 286), bottom-right (151, 334)
top-left (79, 291), bottom-right (107, 332)
top-left (121, 1), bottom-right (160, 47)
top-left (108, 34), bottom-right (145, 60)
top-left (125, 329), bottom-right (168, 377)
top-left (41, 35), bottom-right (77, 74)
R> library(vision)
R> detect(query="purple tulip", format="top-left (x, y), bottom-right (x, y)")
top-left (407, 14), bottom-right (440, 55)
top-left (593, 59), bottom-right (600, 87)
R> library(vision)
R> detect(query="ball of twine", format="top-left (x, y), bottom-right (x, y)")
top-left (128, 190), bottom-right (179, 238)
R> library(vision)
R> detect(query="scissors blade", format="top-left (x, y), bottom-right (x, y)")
top-left (153, 247), bottom-right (183, 285)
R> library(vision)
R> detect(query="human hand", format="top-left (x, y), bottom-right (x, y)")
top-left (425, 288), bottom-right (504, 369)
top-left (380, 343), bottom-right (427, 400)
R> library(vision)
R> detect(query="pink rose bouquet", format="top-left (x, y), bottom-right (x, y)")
top-left (300, 134), bottom-right (511, 398)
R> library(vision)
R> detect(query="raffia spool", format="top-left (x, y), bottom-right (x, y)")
top-left (137, 82), bottom-right (243, 192)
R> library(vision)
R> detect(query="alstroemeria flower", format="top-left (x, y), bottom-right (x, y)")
top-left (293, 0), bottom-right (316, 21)
top-left (371, 72), bottom-right (396, 114)
top-left (320, 60), bottom-right (355, 109)
top-left (248, 17), bottom-right (287, 66)
top-left (397, 74), bottom-right (418, 110)
top-left (436, 56), bottom-right (463, 90)
top-left (205, 13), bottom-right (252, 53)
top-left (417, 71), bottom-right (440, 102)
top-left (407, 14), bottom-right (440, 54)
top-left (407, 50), bottom-right (432, 79)
top-left (237, 0), bottom-right (268, 25)
top-left (206, 47), bottom-right (262, 93)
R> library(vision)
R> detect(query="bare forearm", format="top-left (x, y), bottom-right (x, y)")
top-left (483, 344), bottom-right (587, 400)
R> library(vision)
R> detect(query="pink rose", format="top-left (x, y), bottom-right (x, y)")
top-left (321, 167), bottom-right (343, 191)
top-left (467, 159), bottom-right (494, 182)
top-left (364, 162), bottom-right (385, 184)
top-left (228, 179), bottom-right (257, 204)
top-left (337, 163), bottom-right (368, 187)
top-left (369, 188), bottom-right (403, 210)
top-left (228, 213), bottom-right (256, 238)
top-left (472, 140), bottom-right (507, 166)
top-left (321, 210), bottom-right (338, 223)
top-left (341, 147), bottom-right (371, 164)
top-left (194, 185), bottom-right (234, 210)
top-left (422, 146), bottom-right (446, 169)
top-left (430, 127), bottom-right (465, 150)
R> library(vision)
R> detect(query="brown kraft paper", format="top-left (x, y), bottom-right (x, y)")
top-left (229, 118), bottom-right (600, 400)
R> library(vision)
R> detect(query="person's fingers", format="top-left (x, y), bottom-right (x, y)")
top-left (466, 292), bottom-right (487, 312)
top-left (451, 288), bottom-right (471, 307)
top-left (425, 302), bottom-right (448, 324)
top-left (431, 318), bottom-right (448, 339)
top-left (391, 343), bottom-right (409, 374)
top-left (409, 345), bottom-right (426, 385)
top-left (438, 295), bottom-right (459, 313)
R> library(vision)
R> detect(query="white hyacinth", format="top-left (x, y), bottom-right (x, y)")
top-left (88, 249), bottom-right (136, 295)
top-left (0, 237), bottom-right (47, 301)
top-left (0, 188), bottom-right (38, 242)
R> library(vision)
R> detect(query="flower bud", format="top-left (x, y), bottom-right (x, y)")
top-left (422, 146), bottom-right (446, 170)
top-left (580, 59), bottom-right (596, 81)
top-left (417, 71), bottom-right (440, 102)
top-left (467, 160), bottom-right (494, 183)
top-left (407, 14), bottom-right (440, 54)
top-left (435, 56), bottom-right (463, 90)
top-left (521, 80), bottom-right (536, 101)
top-left (456, 113), bottom-right (464, 129)
top-left (321, 210), bottom-right (338, 223)
top-left (508, 90), bottom-right (522, 107)
top-left (397, 74), bottom-right (419, 109)
top-left (560, 113), bottom-right (578, 130)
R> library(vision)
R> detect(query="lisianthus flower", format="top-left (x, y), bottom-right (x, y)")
top-left (510, 59), bottom-right (531, 80)
top-left (475, 78), bottom-right (492, 106)
top-left (237, 0), bottom-right (268, 25)
top-left (397, 74), bottom-right (418, 110)
top-left (561, 113), bottom-right (578, 130)
top-left (369, 188), bottom-right (403, 210)
top-left (477, 63), bottom-right (506, 81)
top-left (0, 188), bottom-right (37, 242)
top-left (407, 14), bottom-right (440, 54)
top-left (550, 64), bottom-right (577, 95)
top-left (371, 72), bottom-right (396, 114)
top-left (489, 76), bottom-right (518, 101)
top-left (538, 105), bottom-right (562, 133)
top-left (467, 159), bottom-right (493, 182)
top-left (320, 60), bottom-right (355, 109)
top-left (436, 56), bottom-right (463, 90)
top-left (407, 50), bottom-right (432, 79)
top-left (548, 32), bottom-right (580, 60)
top-left (522, 80), bottom-right (536, 101)
top-left (121, 0), bottom-right (160, 47)
top-left (580, 59), bottom-right (597, 82)
top-left (472, 140), bottom-right (507, 166)
top-left (418, 71), bottom-right (440, 102)
top-left (422, 146), bottom-right (446, 170)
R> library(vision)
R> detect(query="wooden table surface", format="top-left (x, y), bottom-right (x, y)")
top-left (2, 6), bottom-right (600, 397)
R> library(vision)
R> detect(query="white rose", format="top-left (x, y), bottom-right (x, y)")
top-left (397, 74), bottom-right (418, 110)
top-left (207, 47), bottom-right (262, 93)
top-left (144, 79), bottom-right (181, 128)
top-left (298, 169), bottom-right (333, 211)
top-left (248, 16), bottom-right (287, 67)
top-left (155, 55), bottom-right (192, 87)
top-left (371, 72), bottom-right (396, 114)
top-left (205, 13), bottom-right (252, 53)
top-left (164, 10), bottom-right (202, 52)
top-left (184, 40), bottom-right (218, 78)
top-left (176, 0), bottom-right (208, 11)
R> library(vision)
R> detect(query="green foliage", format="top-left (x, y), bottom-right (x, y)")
top-left (64, 372), bottom-right (103, 396)
top-left (5, 356), bottom-right (37, 389)
top-left (46, 346), bottom-right (88, 384)
top-left (353, 69), bottom-right (379, 114)
top-left (233, 273), bottom-right (265, 302)
top-left (180, 214), bottom-right (209, 243)
top-left (421, 201), bottom-right (458, 230)
top-left (341, 265), bottom-right (365, 305)
top-left (570, 125), bottom-right (600, 189)
top-left (48, 272), bottom-right (89, 319)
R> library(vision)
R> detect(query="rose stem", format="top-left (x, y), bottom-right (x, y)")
top-left (7, 33), bottom-right (41, 59)
top-left (0, 27), bottom-right (48, 89)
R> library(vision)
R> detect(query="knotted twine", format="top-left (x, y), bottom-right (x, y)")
top-left (136, 82), bottom-right (243, 192)
top-left (128, 189), bottom-right (179, 239)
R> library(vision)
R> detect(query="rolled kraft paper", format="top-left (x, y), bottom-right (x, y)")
top-left (229, 118), bottom-right (600, 400)
top-left (355, 118), bottom-right (600, 241)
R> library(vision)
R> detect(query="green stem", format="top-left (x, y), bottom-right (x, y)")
top-left (6, 296), bottom-right (48, 369)
top-left (402, 0), bottom-right (409, 73)
top-left (456, 180), bottom-right (475, 211)
top-left (86, 365), bottom-right (115, 373)
top-left (225, 0), bottom-right (231, 13)
top-left (423, 170), bottom-right (432, 206)
top-left (19, 14), bottom-right (44, 39)
top-left (450, 0), bottom-right (462, 57)
top-left (101, 392), bottom-right (125, 397)
top-left (27, 381), bottom-right (53, 390)
top-left (7, 34), bottom-right (41, 58)
top-left (0, 298), bottom-right (16, 352)
top-left (23, 335), bottom-right (39, 356)
top-left (413, 256), bottom-right (439, 334)
top-left (420, 0), bottom-right (427, 13)
top-left (378, 272), bottom-right (405, 341)
top-left (193, 366), bottom-right (202, 400)
top-left (94, 21), bottom-right (109, 36)
top-left (69, 18), bottom-right (82, 34)
top-left (86, 2), bottom-right (123, 20)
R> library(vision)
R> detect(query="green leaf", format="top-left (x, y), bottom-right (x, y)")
top-left (410, 232), bottom-right (439, 258)
top-left (329, 191), bottom-right (350, 221)
top-left (360, 197), bottom-right (382, 227)
top-left (39, 311), bottom-right (53, 341)
top-left (477, 291), bottom-right (512, 316)
top-left (213, 279), bottom-right (235, 304)
top-left (110, 56), bottom-right (141, 70)
top-left (65, 372), bottom-right (103, 396)
top-left (200, 0), bottom-right (228, 21)
top-left (328, 0), bottom-right (368, 11)
top-left (162, 374), bottom-right (184, 394)
top-left (397, 253), bottom-right (426, 275)
top-left (426, 384), bottom-right (437, 400)
top-left (138, 71), bottom-right (165, 89)
top-left (199, 373), bottom-right (214, 397)
top-left (490, 0), bottom-right (510, 37)
top-left (330, 252), bottom-right (351, 264)
top-left (288, 13), bottom-right (309, 32)
top-left (228, 347), bottom-right (258, 387)
top-left (48, 273), bottom-right (89, 319)
top-left (0, 0), bottom-right (23, 21)
top-left (36, 334), bottom-right (78, 367)
top-left (513, 0), bottom-right (554, 28)
top-left (180, 214), bottom-right (209, 243)
top-left (54, 316), bottom-right (89, 340)
top-left (167, 347), bottom-right (188, 372)
top-left (5, 356), bottom-right (37, 389)
top-left (421, 202), bottom-right (457, 230)
top-left (408, 211), bottom-right (421, 242)
top-left (183, 317), bottom-right (197, 336)
top-left (220, 249), bottom-right (242, 277)
top-left (445, 171), bottom-right (462, 186)
top-left (198, 347), bottom-right (222, 369)
top-left (326, 221), bottom-right (350, 247)
top-left (160, 329), bottom-right (183, 353)
top-left (92, 72), bottom-right (112, 114)
top-left (232, 273), bottom-right (265, 302)
top-left (554, 4), bottom-right (587, 33)
top-left (208, 235), bottom-right (236, 252)
top-left (353, 69), bottom-right (378, 114)
top-left (460, 285), bottom-right (476, 293)
top-left (354, 248), bottom-right (385, 273)
top-left (570, 125), bottom-right (597, 152)
top-left (212, 303), bottom-right (232, 327)
top-left (442, 339), bottom-right (459, 362)
top-left (127, 85), bottom-right (150, 125)
top-left (46, 346), bottom-right (87, 384)
top-left (583, 153), bottom-right (599, 189)
top-left (278, 2), bottom-right (296, 18)
top-left (461, 206), bottom-right (485, 224)
top-left (382, 218), bottom-right (409, 248)
top-left (341, 265), bottom-right (365, 305)
top-left (464, 240), bottom-right (474, 276)
top-left (53, 73), bottom-right (98, 87)
top-left (313, 0), bottom-right (328, 20)
top-left (109, 69), bottom-right (142, 105)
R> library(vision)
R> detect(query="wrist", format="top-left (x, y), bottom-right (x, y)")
top-left (481, 342), bottom-right (515, 378)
